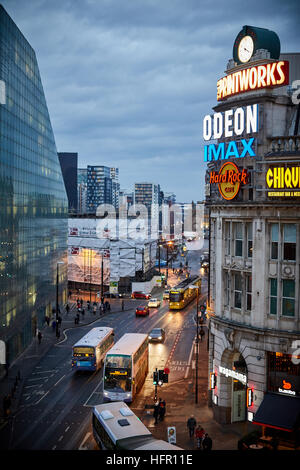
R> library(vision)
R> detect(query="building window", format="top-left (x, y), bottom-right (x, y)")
top-left (270, 223), bottom-right (279, 260)
top-left (246, 275), bottom-right (252, 311)
top-left (225, 222), bottom-right (231, 255)
top-left (282, 279), bottom-right (295, 317)
top-left (224, 271), bottom-right (230, 306)
top-left (234, 222), bottom-right (243, 257)
top-left (246, 222), bottom-right (253, 258)
top-left (270, 278), bottom-right (277, 315)
top-left (234, 273), bottom-right (242, 309)
top-left (283, 224), bottom-right (296, 261)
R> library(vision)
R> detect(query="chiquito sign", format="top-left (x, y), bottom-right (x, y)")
top-left (203, 104), bottom-right (258, 162)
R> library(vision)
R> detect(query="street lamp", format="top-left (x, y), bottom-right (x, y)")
top-left (191, 285), bottom-right (200, 404)
top-left (56, 261), bottom-right (64, 338)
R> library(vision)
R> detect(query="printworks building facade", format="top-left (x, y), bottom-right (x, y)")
top-left (204, 25), bottom-right (300, 438)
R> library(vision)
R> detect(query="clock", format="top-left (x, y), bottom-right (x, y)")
top-left (238, 35), bottom-right (254, 63)
top-left (233, 26), bottom-right (281, 65)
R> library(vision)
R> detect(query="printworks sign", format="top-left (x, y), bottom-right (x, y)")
top-left (209, 162), bottom-right (249, 200)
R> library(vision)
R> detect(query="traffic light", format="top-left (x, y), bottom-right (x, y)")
top-left (153, 371), bottom-right (158, 385)
top-left (158, 369), bottom-right (164, 386)
top-left (163, 372), bottom-right (168, 383)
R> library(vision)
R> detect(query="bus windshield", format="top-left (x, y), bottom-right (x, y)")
top-left (73, 347), bottom-right (95, 357)
top-left (169, 292), bottom-right (182, 302)
top-left (104, 355), bottom-right (132, 393)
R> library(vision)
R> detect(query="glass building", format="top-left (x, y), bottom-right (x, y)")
top-left (87, 165), bottom-right (113, 213)
top-left (0, 5), bottom-right (68, 367)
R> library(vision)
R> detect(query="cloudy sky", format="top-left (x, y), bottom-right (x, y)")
top-left (2, 0), bottom-right (299, 201)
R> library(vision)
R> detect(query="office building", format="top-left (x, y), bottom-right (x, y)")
top-left (78, 168), bottom-right (87, 214)
top-left (0, 5), bottom-right (68, 368)
top-left (58, 152), bottom-right (78, 213)
top-left (87, 165), bottom-right (112, 213)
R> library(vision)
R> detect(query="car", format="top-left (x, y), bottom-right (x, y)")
top-left (148, 328), bottom-right (165, 343)
top-left (163, 290), bottom-right (170, 300)
top-left (148, 298), bottom-right (161, 308)
top-left (135, 305), bottom-right (150, 316)
top-left (131, 291), bottom-right (151, 300)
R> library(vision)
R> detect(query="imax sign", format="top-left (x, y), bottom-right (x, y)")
top-left (203, 104), bottom-right (258, 162)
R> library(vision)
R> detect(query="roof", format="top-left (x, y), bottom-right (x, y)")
top-left (93, 401), bottom-right (151, 444)
top-left (135, 439), bottom-right (182, 450)
top-left (171, 275), bottom-right (200, 291)
top-left (253, 393), bottom-right (300, 432)
top-left (106, 333), bottom-right (148, 356)
top-left (73, 327), bottom-right (113, 348)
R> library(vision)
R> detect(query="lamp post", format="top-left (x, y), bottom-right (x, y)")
top-left (101, 253), bottom-right (104, 303)
top-left (195, 287), bottom-right (199, 404)
top-left (56, 261), bottom-right (64, 338)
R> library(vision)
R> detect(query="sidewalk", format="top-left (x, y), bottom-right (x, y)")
top-left (0, 298), bottom-right (132, 437)
top-left (134, 318), bottom-right (256, 450)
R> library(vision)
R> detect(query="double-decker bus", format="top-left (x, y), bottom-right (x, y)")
top-left (169, 275), bottom-right (201, 310)
top-left (103, 333), bottom-right (148, 403)
top-left (72, 327), bottom-right (114, 371)
top-left (92, 401), bottom-right (182, 450)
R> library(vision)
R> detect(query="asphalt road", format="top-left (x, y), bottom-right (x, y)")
top-left (8, 243), bottom-right (207, 450)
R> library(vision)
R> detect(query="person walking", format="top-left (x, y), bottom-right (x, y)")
top-left (202, 433), bottom-right (213, 451)
top-left (65, 304), bottom-right (70, 314)
top-left (187, 415), bottom-right (197, 438)
top-left (45, 315), bottom-right (50, 326)
top-left (121, 299), bottom-right (124, 311)
top-left (199, 327), bottom-right (205, 342)
top-left (81, 308), bottom-right (85, 317)
top-left (195, 425), bottom-right (205, 449)
top-left (158, 399), bottom-right (166, 421)
top-left (153, 400), bottom-right (160, 425)
top-left (93, 305), bottom-right (97, 315)
top-left (52, 319), bottom-right (56, 332)
top-left (87, 300), bottom-right (90, 310)
top-left (37, 331), bottom-right (42, 345)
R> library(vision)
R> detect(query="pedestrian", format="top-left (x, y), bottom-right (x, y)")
top-left (80, 298), bottom-right (83, 306)
top-left (202, 433), bottom-right (213, 451)
top-left (45, 315), bottom-right (50, 326)
top-left (199, 327), bottom-right (205, 341)
top-left (153, 400), bottom-right (160, 425)
top-left (159, 398), bottom-right (166, 421)
top-left (52, 320), bottom-right (56, 332)
top-left (195, 425), bottom-right (205, 449)
top-left (93, 305), bottom-right (97, 315)
top-left (81, 308), bottom-right (85, 317)
top-left (187, 415), bottom-right (197, 438)
top-left (37, 331), bottom-right (42, 344)
top-left (87, 300), bottom-right (90, 310)
top-left (121, 299), bottom-right (124, 311)
top-left (66, 304), bottom-right (70, 314)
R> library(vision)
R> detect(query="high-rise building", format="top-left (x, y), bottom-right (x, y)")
top-left (87, 165), bottom-right (112, 213)
top-left (134, 183), bottom-right (160, 237)
top-left (78, 168), bottom-right (87, 214)
top-left (110, 167), bottom-right (120, 209)
top-left (205, 26), bottom-right (300, 431)
top-left (0, 5), bottom-right (68, 368)
top-left (58, 152), bottom-right (78, 213)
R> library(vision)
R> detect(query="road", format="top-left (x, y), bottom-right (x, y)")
top-left (8, 241), bottom-right (207, 450)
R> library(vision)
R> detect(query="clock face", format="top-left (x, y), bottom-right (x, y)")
top-left (238, 35), bottom-right (254, 63)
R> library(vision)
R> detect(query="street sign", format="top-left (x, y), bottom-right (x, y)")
top-left (167, 427), bottom-right (176, 444)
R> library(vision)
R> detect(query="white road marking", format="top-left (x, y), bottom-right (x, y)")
top-left (58, 435), bottom-right (64, 442)
top-left (84, 378), bottom-right (103, 407)
top-left (185, 337), bottom-right (196, 379)
top-left (33, 390), bottom-right (49, 405)
top-left (65, 426), bottom-right (70, 433)
top-left (54, 375), bottom-right (65, 387)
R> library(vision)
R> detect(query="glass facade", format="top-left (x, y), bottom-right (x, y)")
top-left (0, 6), bottom-right (68, 365)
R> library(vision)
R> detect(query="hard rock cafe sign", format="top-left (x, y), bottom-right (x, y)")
top-left (209, 161), bottom-right (249, 200)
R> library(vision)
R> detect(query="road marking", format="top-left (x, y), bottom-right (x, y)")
top-left (185, 336), bottom-right (196, 379)
top-left (58, 435), bottom-right (64, 442)
top-left (52, 445), bottom-right (57, 450)
top-left (65, 426), bottom-right (70, 433)
top-left (84, 378), bottom-right (103, 407)
top-left (79, 432), bottom-right (91, 450)
top-left (32, 370), bottom-right (57, 374)
top-left (33, 390), bottom-right (49, 405)
top-left (54, 374), bottom-right (65, 387)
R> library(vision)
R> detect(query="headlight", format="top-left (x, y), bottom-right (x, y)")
top-left (104, 392), bottom-right (108, 396)
top-left (126, 393), bottom-right (131, 397)
top-left (158, 336), bottom-right (162, 340)
top-left (148, 336), bottom-right (152, 339)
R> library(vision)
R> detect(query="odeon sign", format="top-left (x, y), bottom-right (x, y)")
top-left (203, 104), bottom-right (258, 162)
top-left (217, 60), bottom-right (289, 101)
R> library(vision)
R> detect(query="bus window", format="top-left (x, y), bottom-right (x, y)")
top-left (169, 292), bottom-right (183, 302)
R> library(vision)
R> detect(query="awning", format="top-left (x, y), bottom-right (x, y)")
top-left (253, 392), bottom-right (300, 432)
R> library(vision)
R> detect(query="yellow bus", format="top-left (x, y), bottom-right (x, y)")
top-left (169, 275), bottom-right (201, 310)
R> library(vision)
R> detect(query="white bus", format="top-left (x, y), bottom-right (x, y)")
top-left (72, 327), bottom-right (114, 371)
top-left (103, 333), bottom-right (148, 403)
top-left (92, 401), bottom-right (182, 450)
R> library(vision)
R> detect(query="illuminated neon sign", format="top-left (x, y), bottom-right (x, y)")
top-left (209, 162), bottom-right (249, 200)
top-left (266, 166), bottom-right (300, 197)
top-left (219, 365), bottom-right (247, 385)
top-left (217, 61), bottom-right (289, 101)
top-left (203, 104), bottom-right (258, 162)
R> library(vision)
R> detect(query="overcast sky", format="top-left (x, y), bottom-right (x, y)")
top-left (2, 0), bottom-right (299, 201)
